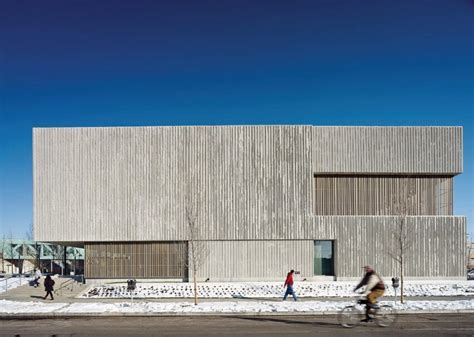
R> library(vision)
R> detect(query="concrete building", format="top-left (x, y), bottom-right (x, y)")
top-left (33, 126), bottom-right (466, 281)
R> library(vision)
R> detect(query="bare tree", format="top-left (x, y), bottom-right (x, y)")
top-left (1, 234), bottom-right (6, 273)
top-left (18, 239), bottom-right (27, 274)
top-left (53, 244), bottom-right (65, 275)
top-left (8, 231), bottom-right (17, 274)
top-left (25, 222), bottom-right (33, 241)
top-left (386, 179), bottom-right (416, 304)
top-left (5, 231), bottom-right (26, 274)
top-left (185, 206), bottom-right (208, 306)
top-left (71, 247), bottom-right (78, 275)
top-left (24, 222), bottom-right (41, 270)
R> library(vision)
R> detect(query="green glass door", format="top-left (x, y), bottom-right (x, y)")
top-left (314, 241), bottom-right (334, 276)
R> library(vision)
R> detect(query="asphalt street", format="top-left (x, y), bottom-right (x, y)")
top-left (1, 313), bottom-right (474, 337)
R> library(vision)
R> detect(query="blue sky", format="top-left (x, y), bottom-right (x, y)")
top-left (1, 0), bottom-right (473, 239)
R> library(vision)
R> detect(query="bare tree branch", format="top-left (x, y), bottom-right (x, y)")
top-left (53, 244), bottom-right (65, 275)
top-left (385, 178), bottom-right (416, 304)
top-left (1, 234), bottom-right (6, 273)
top-left (24, 222), bottom-right (34, 241)
top-left (185, 206), bottom-right (209, 305)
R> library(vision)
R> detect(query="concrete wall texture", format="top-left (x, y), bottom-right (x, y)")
top-left (33, 126), bottom-right (466, 280)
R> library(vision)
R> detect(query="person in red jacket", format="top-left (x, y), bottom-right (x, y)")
top-left (282, 269), bottom-right (297, 301)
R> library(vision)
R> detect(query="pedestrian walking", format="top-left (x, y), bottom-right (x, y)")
top-left (282, 269), bottom-right (297, 301)
top-left (43, 275), bottom-right (55, 300)
top-left (33, 268), bottom-right (42, 288)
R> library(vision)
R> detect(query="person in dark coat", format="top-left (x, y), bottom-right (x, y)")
top-left (43, 275), bottom-right (55, 300)
top-left (354, 265), bottom-right (385, 322)
top-left (282, 269), bottom-right (297, 301)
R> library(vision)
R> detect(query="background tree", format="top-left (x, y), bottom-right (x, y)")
top-left (7, 231), bottom-right (18, 274)
top-left (24, 222), bottom-right (41, 270)
top-left (72, 247), bottom-right (78, 275)
top-left (53, 244), bottom-right (65, 275)
top-left (24, 222), bottom-right (33, 241)
top-left (386, 179), bottom-right (416, 304)
top-left (185, 206), bottom-right (208, 306)
top-left (1, 234), bottom-right (6, 273)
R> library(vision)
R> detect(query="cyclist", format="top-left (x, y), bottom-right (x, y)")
top-left (353, 265), bottom-right (385, 322)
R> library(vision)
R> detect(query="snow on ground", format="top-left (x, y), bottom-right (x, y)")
top-left (80, 280), bottom-right (474, 299)
top-left (0, 299), bottom-right (68, 313)
top-left (1, 299), bottom-right (474, 314)
top-left (0, 277), bottom-right (33, 294)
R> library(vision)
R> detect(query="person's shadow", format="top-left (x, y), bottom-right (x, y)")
top-left (30, 295), bottom-right (45, 299)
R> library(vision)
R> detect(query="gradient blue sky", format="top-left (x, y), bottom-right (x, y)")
top-left (1, 0), bottom-right (473, 239)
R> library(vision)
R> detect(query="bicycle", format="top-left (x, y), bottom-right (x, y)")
top-left (338, 297), bottom-right (397, 328)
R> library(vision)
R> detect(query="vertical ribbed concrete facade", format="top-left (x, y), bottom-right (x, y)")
top-left (33, 126), bottom-right (466, 280)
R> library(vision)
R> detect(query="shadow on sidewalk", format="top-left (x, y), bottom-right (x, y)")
top-left (228, 315), bottom-right (339, 327)
top-left (231, 295), bottom-right (283, 302)
top-left (30, 295), bottom-right (46, 299)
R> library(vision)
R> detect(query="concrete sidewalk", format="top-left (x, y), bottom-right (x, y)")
top-left (2, 282), bottom-right (474, 303)
top-left (1, 278), bottom-right (86, 302)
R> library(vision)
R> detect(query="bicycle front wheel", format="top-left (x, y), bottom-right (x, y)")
top-left (376, 305), bottom-right (397, 327)
top-left (338, 305), bottom-right (363, 328)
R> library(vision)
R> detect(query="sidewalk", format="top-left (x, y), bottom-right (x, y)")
top-left (1, 298), bottom-right (474, 318)
top-left (1, 282), bottom-right (474, 318)
top-left (2, 281), bottom-right (474, 303)
top-left (1, 277), bottom-right (86, 302)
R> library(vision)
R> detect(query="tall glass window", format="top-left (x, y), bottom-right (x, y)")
top-left (314, 241), bottom-right (334, 276)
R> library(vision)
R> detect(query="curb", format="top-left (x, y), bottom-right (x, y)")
top-left (1, 309), bottom-right (474, 319)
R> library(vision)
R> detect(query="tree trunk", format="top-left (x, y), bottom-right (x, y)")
top-left (63, 246), bottom-right (67, 275)
top-left (18, 248), bottom-right (23, 274)
top-left (400, 256), bottom-right (404, 304)
top-left (193, 268), bottom-right (198, 305)
top-left (35, 243), bottom-right (40, 269)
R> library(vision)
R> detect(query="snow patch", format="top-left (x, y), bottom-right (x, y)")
top-left (80, 280), bottom-right (474, 299)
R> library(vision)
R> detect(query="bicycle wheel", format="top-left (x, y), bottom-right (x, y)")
top-left (375, 305), bottom-right (397, 327)
top-left (338, 305), bottom-right (363, 328)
